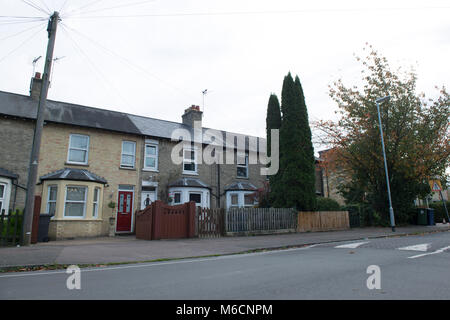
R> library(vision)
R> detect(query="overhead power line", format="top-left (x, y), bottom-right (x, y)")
top-left (61, 23), bottom-right (197, 101)
top-left (63, 5), bottom-right (450, 20)
top-left (20, 0), bottom-right (50, 16)
top-left (61, 0), bottom-right (107, 17)
top-left (63, 0), bottom-right (157, 18)
top-left (0, 24), bottom-right (45, 64)
top-left (0, 20), bottom-right (46, 42)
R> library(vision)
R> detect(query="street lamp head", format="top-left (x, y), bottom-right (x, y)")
top-left (376, 95), bottom-right (390, 104)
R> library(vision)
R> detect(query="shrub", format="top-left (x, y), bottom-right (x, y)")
top-left (429, 201), bottom-right (450, 223)
top-left (1, 209), bottom-right (23, 240)
top-left (316, 197), bottom-right (341, 211)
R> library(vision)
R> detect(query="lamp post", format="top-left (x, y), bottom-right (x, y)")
top-left (376, 95), bottom-right (396, 232)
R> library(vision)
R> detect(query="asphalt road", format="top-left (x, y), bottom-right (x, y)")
top-left (1, 231), bottom-right (449, 300)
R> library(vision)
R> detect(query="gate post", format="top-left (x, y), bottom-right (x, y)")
top-left (186, 201), bottom-right (196, 238)
top-left (151, 200), bottom-right (162, 240)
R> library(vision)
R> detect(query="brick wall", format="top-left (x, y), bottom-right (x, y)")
top-left (0, 117), bottom-right (35, 210)
top-left (37, 123), bottom-right (143, 236)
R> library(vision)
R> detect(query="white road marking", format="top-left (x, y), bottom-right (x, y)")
top-left (0, 245), bottom-right (317, 279)
top-left (398, 243), bottom-right (431, 252)
top-left (335, 241), bottom-right (369, 249)
top-left (408, 245), bottom-right (450, 259)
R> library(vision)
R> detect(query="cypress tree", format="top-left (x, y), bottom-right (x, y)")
top-left (266, 94), bottom-right (281, 158)
top-left (265, 94), bottom-right (281, 206)
top-left (293, 75), bottom-right (317, 211)
top-left (273, 73), bottom-right (316, 210)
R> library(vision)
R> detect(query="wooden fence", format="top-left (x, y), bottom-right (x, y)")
top-left (136, 200), bottom-right (196, 240)
top-left (197, 207), bottom-right (225, 238)
top-left (0, 209), bottom-right (23, 246)
top-left (297, 211), bottom-right (349, 232)
top-left (225, 208), bottom-right (297, 235)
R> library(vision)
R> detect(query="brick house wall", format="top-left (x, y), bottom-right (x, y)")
top-left (0, 116), bottom-right (35, 211)
top-left (36, 122), bottom-right (143, 238)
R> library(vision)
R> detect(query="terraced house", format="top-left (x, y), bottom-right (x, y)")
top-left (0, 73), bottom-right (266, 240)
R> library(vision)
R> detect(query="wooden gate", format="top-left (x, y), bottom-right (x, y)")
top-left (136, 200), bottom-right (196, 240)
top-left (197, 207), bottom-right (225, 238)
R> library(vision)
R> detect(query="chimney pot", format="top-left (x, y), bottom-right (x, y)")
top-left (182, 104), bottom-right (203, 127)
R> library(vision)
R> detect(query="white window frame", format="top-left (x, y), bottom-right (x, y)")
top-left (183, 146), bottom-right (198, 175)
top-left (172, 191), bottom-right (182, 205)
top-left (144, 141), bottom-right (158, 171)
top-left (46, 185), bottom-right (58, 216)
top-left (226, 191), bottom-right (257, 209)
top-left (188, 192), bottom-right (203, 207)
top-left (92, 187), bottom-right (100, 218)
top-left (121, 141), bottom-right (136, 169)
top-left (236, 154), bottom-right (249, 178)
top-left (67, 134), bottom-right (90, 165)
top-left (229, 193), bottom-right (239, 208)
top-left (63, 185), bottom-right (87, 219)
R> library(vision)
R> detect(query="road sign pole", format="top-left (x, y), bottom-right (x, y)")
top-left (439, 190), bottom-right (449, 224)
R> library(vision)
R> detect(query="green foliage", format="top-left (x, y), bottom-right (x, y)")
top-left (266, 93), bottom-right (281, 158)
top-left (1, 209), bottom-right (23, 241)
top-left (271, 73), bottom-right (317, 211)
top-left (318, 44), bottom-right (450, 225)
top-left (316, 197), bottom-right (341, 211)
top-left (429, 201), bottom-right (450, 223)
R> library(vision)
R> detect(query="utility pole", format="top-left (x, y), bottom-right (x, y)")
top-left (22, 12), bottom-right (60, 245)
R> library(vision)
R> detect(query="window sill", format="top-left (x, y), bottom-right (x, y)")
top-left (142, 168), bottom-right (159, 173)
top-left (65, 162), bottom-right (89, 167)
top-left (236, 176), bottom-right (249, 180)
top-left (119, 166), bottom-right (136, 171)
top-left (54, 218), bottom-right (103, 222)
top-left (182, 171), bottom-right (199, 176)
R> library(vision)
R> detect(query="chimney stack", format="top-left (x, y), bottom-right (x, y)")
top-left (182, 105), bottom-right (203, 128)
top-left (30, 72), bottom-right (43, 101)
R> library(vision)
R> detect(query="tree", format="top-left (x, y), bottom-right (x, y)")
top-left (266, 93), bottom-right (281, 205)
top-left (316, 44), bottom-right (450, 224)
top-left (271, 73), bottom-right (317, 210)
top-left (266, 93), bottom-right (281, 158)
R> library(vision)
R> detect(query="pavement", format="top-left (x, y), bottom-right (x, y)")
top-left (1, 224), bottom-right (449, 268)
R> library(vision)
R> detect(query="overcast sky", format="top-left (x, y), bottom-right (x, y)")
top-left (1, 0), bottom-right (449, 153)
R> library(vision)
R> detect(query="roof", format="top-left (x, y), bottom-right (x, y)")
top-left (0, 90), bottom-right (265, 151)
top-left (168, 177), bottom-right (211, 189)
top-left (224, 181), bottom-right (257, 191)
top-left (39, 168), bottom-right (107, 184)
top-left (0, 168), bottom-right (19, 179)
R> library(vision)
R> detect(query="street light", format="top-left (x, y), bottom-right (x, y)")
top-left (376, 95), bottom-right (396, 232)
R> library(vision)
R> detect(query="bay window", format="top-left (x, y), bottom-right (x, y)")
top-left (64, 186), bottom-right (87, 218)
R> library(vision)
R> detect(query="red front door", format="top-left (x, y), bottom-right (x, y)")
top-left (116, 191), bottom-right (133, 232)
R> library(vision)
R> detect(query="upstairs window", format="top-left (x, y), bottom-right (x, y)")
top-left (237, 154), bottom-right (248, 178)
top-left (67, 134), bottom-right (89, 164)
top-left (144, 143), bottom-right (158, 171)
top-left (183, 147), bottom-right (197, 174)
top-left (121, 141), bottom-right (136, 168)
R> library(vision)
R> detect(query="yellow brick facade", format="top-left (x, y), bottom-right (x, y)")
top-left (37, 123), bottom-right (143, 239)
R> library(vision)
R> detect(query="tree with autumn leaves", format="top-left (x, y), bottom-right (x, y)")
top-left (316, 45), bottom-right (450, 224)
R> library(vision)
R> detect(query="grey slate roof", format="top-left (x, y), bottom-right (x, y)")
top-left (0, 168), bottom-right (19, 179)
top-left (0, 90), bottom-right (265, 151)
top-left (39, 168), bottom-right (107, 184)
top-left (168, 177), bottom-right (211, 189)
top-left (224, 181), bottom-right (257, 191)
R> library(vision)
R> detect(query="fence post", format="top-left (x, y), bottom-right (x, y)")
top-left (186, 201), bottom-right (196, 238)
top-left (151, 200), bottom-right (162, 240)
